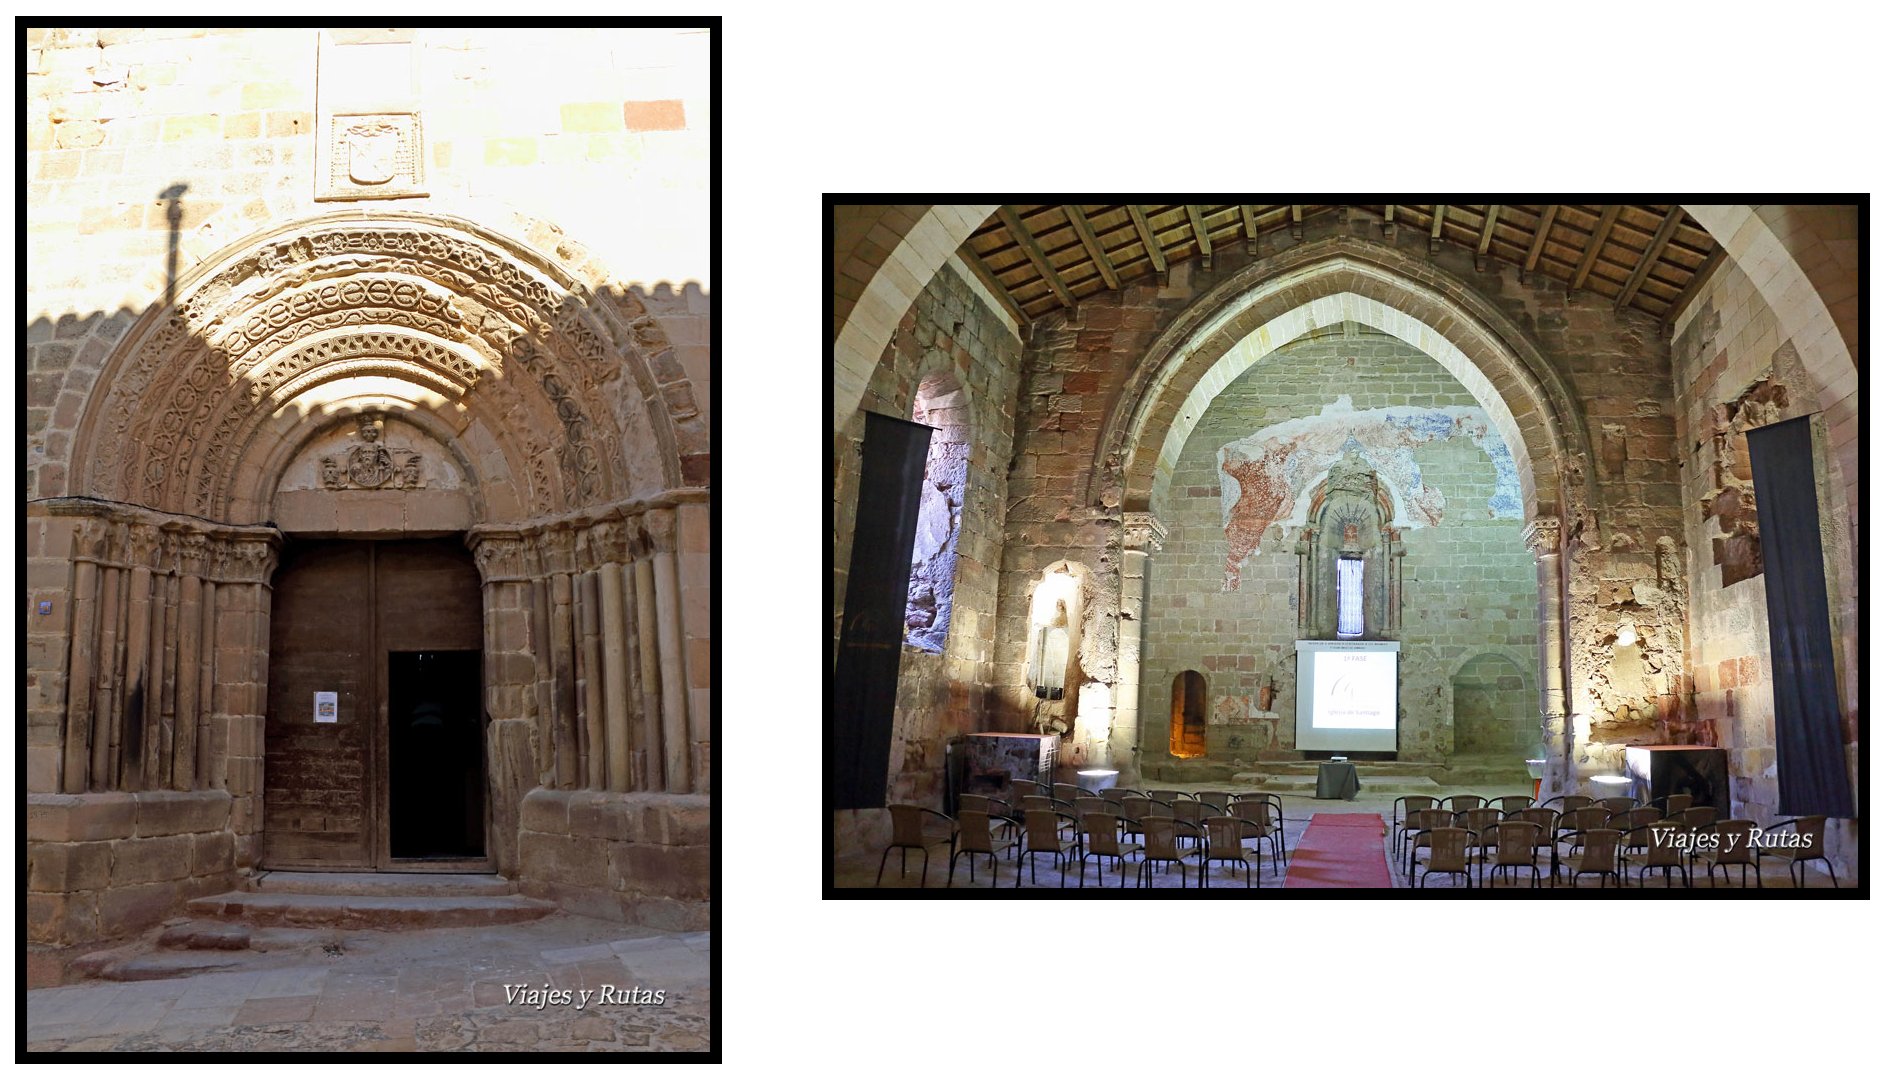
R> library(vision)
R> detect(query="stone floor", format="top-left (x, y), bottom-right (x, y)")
top-left (836, 780), bottom-right (1847, 890)
top-left (26, 913), bottom-right (711, 1052)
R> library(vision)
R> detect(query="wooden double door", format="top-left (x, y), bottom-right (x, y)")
top-left (264, 539), bottom-right (488, 871)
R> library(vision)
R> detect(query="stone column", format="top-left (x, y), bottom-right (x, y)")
top-left (121, 527), bottom-right (157, 790)
top-left (1114, 512), bottom-right (1167, 784)
top-left (468, 529), bottom-right (540, 879)
top-left (61, 523), bottom-right (104, 793)
top-left (544, 529), bottom-right (582, 789)
top-left (595, 520), bottom-right (634, 793)
top-left (633, 549), bottom-right (665, 792)
top-left (647, 508), bottom-right (691, 792)
top-left (1522, 517), bottom-right (1569, 802)
top-left (576, 562), bottom-right (607, 789)
top-left (91, 525), bottom-right (127, 790)
top-left (171, 536), bottom-right (208, 791)
top-left (217, 535), bottom-right (280, 870)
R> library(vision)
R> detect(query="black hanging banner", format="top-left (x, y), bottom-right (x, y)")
top-left (1744, 415), bottom-right (1853, 818)
top-left (831, 412), bottom-right (932, 810)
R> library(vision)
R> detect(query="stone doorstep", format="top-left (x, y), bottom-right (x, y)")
top-left (188, 891), bottom-right (555, 930)
top-left (245, 870), bottom-right (519, 898)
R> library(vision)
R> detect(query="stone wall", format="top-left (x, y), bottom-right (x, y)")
top-left (517, 789), bottom-right (708, 932)
top-left (981, 211), bottom-right (1684, 788)
top-left (1139, 329), bottom-right (1536, 765)
top-left (27, 790), bottom-right (237, 946)
top-left (1671, 256), bottom-right (1859, 874)
top-left (831, 261), bottom-right (1023, 849)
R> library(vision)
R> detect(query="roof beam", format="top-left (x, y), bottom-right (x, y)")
top-left (1290, 203), bottom-right (1304, 240)
top-left (1184, 204), bottom-right (1213, 269)
top-left (1127, 204), bottom-right (1167, 274)
top-left (1429, 204), bottom-right (1446, 254)
top-left (1063, 204), bottom-right (1120, 290)
top-left (1474, 204), bottom-right (1501, 270)
top-left (1522, 204), bottom-right (1559, 282)
top-left (1382, 203), bottom-right (1396, 240)
top-left (1663, 245), bottom-right (1727, 332)
top-left (1571, 204), bottom-right (1623, 293)
top-left (1240, 204), bottom-right (1259, 253)
top-left (996, 205), bottom-right (1076, 311)
top-left (1616, 207), bottom-right (1685, 312)
top-left (955, 245), bottom-right (1031, 333)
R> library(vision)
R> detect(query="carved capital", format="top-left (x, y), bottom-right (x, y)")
top-left (126, 524), bottom-right (164, 570)
top-left (588, 518), bottom-right (630, 564)
top-left (538, 525), bottom-right (579, 575)
top-left (1521, 516), bottom-right (1562, 559)
top-left (218, 537), bottom-right (280, 584)
top-left (643, 508), bottom-right (678, 554)
top-left (1121, 511), bottom-right (1168, 553)
top-left (177, 533), bottom-right (212, 574)
top-left (468, 531), bottom-right (531, 583)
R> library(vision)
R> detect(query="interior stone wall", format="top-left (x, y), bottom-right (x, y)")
top-left (1139, 329), bottom-right (1537, 766)
top-left (1671, 256), bottom-right (1859, 876)
top-left (982, 212), bottom-right (1684, 788)
top-left (831, 261), bottom-right (1022, 849)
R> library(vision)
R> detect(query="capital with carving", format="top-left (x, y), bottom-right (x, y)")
top-left (1521, 516), bottom-right (1562, 560)
top-left (219, 538), bottom-right (281, 584)
top-left (177, 533), bottom-right (212, 575)
top-left (468, 530), bottom-right (531, 583)
top-left (643, 507), bottom-right (678, 554)
top-left (1121, 511), bottom-right (1168, 553)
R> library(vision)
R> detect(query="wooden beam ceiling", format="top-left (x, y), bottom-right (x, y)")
top-left (962, 203), bottom-right (1720, 324)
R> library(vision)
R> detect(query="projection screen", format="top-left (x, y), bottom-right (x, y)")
top-left (1294, 640), bottom-right (1400, 752)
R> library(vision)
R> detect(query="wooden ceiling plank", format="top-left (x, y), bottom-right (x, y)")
top-left (1127, 203), bottom-right (1168, 274)
top-left (1240, 204), bottom-right (1259, 252)
top-left (1663, 246), bottom-right (1727, 332)
top-left (1571, 204), bottom-right (1623, 292)
top-left (1429, 204), bottom-right (1446, 254)
top-left (1615, 207), bottom-right (1686, 311)
top-left (997, 205), bottom-right (1077, 311)
top-left (1063, 204), bottom-right (1121, 291)
top-left (1185, 204), bottom-right (1213, 268)
top-left (1522, 204), bottom-right (1559, 282)
top-left (1474, 204), bottom-right (1501, 270)
top-left (1382, 202), bottom-right (1397, 240)
top-left (956, 244), bottom-right (1031, 332)
top-left (1290, 203), bottom-right (1304, 240)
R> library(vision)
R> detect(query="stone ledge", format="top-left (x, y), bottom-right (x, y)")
top-left (28, 789), bottom-right (233, 842)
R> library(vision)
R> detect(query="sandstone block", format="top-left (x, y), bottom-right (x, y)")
top-left (134, 789), bottom-right (232, 836)
top-left (608, 843), bottom-right (709, 900)
top-left (632, 895), bottom-right (710, 932)
top-left (28, 890), bottom-right (98, 945)
top-left (655, 794), bottom-right (711, 846)
top-left (27, 792), bottom-right (137, 843)
top-left (623, 100), bottom-right (685, 132)
top-left (566, 790), bottom-right (632, 842)
top-left (521, 788), bottom-right (571, 834)
top-left (94, 880), bottom-right (186, 936)
top-left (111, 833), bottom-right (195, 885)
top-left (191, 830), bottom-right (236, 875)
top-left (560, 102), bottom-right (621, 133)
top-left (29, 841), bottom-right (112, 892)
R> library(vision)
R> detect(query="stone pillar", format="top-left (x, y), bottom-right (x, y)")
top-left (91, 532), bottom-right (125, 790)
top-left (576, 563), bottom-right (607, 789)
top-left (1522, 517), bottom-right (1569, 802)
top-left (647, 508), bottom-right (692, 792)
top-left (595, 518), bottom-right (634, 793)
top-left (633, 550), bottom-right (665, 792)
top-left (544, 528), bottom-right (581, 788)
top-left (216, 535), bottom-right (280, 870)
top-left (195, 577), bottom-right (218, 789)
top-left (675, 499), bottom-right (711, 793)
top-left (171, 536), bottom-right (208, 791)
top-left (61, 531), bottom-right (102, 793)
top-left (468, 529), bottom-right (541, 879)
top-left (121, 529), bottom-right (156, 790)
top-left (1114, 512), bottom-right (1167, 784)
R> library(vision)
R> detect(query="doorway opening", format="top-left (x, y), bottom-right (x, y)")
top-left (388, 650), bottom-right (484, 859)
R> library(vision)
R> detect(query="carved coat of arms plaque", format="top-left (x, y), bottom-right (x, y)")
top-left (316, 112), bottom-right (426, 201)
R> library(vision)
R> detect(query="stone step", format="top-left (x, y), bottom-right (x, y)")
top-left (188, 891), bottom-right (554, 930)
top-left (244, 870), bottom-right (518, 898)
top-left (74, 947), bottom-right (265, 982)
top-left (156, 920), bottom-right (251, 951)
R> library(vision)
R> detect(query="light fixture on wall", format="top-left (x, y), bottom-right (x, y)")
top-left (1614, 618), bottom-right (1637, 648)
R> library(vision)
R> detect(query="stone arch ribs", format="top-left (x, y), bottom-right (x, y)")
top-left (68, 210), bottom-right (692, 524)
top-left (1088, 238), bottom-right (1597, 526)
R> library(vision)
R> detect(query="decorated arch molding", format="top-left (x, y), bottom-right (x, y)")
top-left (1087, 237), bottom-right (1596, 524)
top-left (69, 210), bottom-right (696, 525)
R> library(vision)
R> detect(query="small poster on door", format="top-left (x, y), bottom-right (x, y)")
top-left (315, 691), bottom-right (338, 723)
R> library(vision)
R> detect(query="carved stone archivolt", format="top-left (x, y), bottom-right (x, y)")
top-left (72, 213), bottom-right (689, 523)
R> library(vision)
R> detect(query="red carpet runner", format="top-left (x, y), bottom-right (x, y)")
top-left (1283, 813), bottom-right (1393, 888)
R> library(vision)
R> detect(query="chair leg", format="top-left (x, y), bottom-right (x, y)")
top-left (948, 852), bottom-right (958, 888)
top-left (919, 848), bottom-right (929, 888)
top-left (876, 847), bottom-right (892, 886)
top-left (1824, 858), bottom-right (1839, 888)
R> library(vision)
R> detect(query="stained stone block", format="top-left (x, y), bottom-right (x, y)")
top-left (26, 792), bottom-right (138, 843)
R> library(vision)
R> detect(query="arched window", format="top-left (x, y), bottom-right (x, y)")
top-left (903, 370), bottom-right (968, 653)
top-left (1170, 671), bottom-right (1207, 758)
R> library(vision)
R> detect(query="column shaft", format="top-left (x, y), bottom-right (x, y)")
top-left (652, 550), bottom-right (690, 792)
top-left (599, 560), bottom-right (632, 792)
top-left (634, 556), bottom-right (665, 792)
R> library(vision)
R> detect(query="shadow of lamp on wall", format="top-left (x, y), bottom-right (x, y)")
top-left (158, 182), bottom-right (188, 310)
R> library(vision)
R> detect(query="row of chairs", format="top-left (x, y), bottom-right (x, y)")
top-left (1403, 809), bottom-right (1838, 889)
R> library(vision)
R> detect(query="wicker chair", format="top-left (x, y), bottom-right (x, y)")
top-left (1538, 794), bottom-right (1594, 816)
top-left (1596, 796), bottom-right (1637, 817)
top-left (1617, 806), bottom-right (1664, 873)
top-left (1487, 821), bottom-right (1543, 888)
top-left (1561, 827), bottom-right (1624, 888)
top-left (1691, 818), bottom-right (1758, 888)
top-left (1491, 795), bottom-right (1535, 816)
top-left (1017, 808), bottom-right (1081, 887)
top-left (1441, 794), bottom-right (1486, 815)
top-left (1510, 808), bottom-right (1559, 880)
top-left (1457, 808), bottom-right (1502, 879)
top-left (1647, 792), bottom-right (1692, 817)
top-left (1099, 786), bottom-right (1148, 803)
top-left (1391, 795), bottom-right (1439, 860)
top-left (1076, 812), bottom-right (1133, 888)
top-left (1136, 816), bottom-right (1202, 888)
top-left (1403, 809), bottom-right (1455, 881)
top-left (1146, 789), bottom-right (1195, 803)
top-left (878, 805), bottom-right (955, 887)
top-left (1195, 790), bottom-right (1233, 811)
top-left (1416, 828), bottom-right (1476, 888)
top-left (1227, 798), bottom-right (1285, 875)
top-left (1022, 794), bottom-right (1080, 843)
top-left (1232, 792), bottom-right (1289, 856)
top-left (958, 793), bottom-right (1020, 858)
top-left (1674, 806), bottom-right (1719, 832)
top-left (1552, 807), bottom-right (1610, 883)
top-left (1170, 799), bottom-right (1222, 850)
top-left (1201, 815), bottom-right (1265, 888)
top-left (948, 808), bottom-right (1016, 886)
top-left (1051, 782), bottom-right (1091, 807)
top-left (1753, 815), bottom-right (1837, 887)
top-left (1627, 821), bottom-right (1689, 887)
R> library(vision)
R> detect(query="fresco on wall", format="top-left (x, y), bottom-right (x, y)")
top-left (1217, 396), bottom-right (1520, 588)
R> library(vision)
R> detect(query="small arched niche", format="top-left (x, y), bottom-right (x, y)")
top-left (1023, 561), bottom-right (1089, 736)
top-left (272, 407), bottom-right (475, 536)
top-left (1170, 670), bottom-right (1207, 758)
